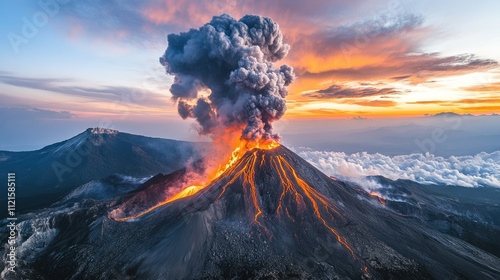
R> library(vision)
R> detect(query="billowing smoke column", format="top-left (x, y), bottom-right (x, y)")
top-left (160, 14), bottom-right (295, 142)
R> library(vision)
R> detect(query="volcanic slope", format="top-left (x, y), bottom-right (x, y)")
top-left (16, 146), bottom-right (500, 280)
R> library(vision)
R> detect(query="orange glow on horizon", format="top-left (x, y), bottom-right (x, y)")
top-left (282, 106), bottom-right (500, 119)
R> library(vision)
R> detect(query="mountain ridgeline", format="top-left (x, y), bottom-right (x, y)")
top-left (1, 143), bottom-right (499, 279)
top-left (0, 128), bottom-right (207, 215)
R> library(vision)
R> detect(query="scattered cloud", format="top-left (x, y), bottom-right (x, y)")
top-left (304, 84), bottom-right (402, 99)
top-left (456, 98), bottom-right (500, 104)
top-left (300, 84), bottom-right (400, 108)
top-left (352, 116), bottom-right (367, 120)
top-left (0, 107), bottom-right (73, 121)
top-left (294, 148), bottom-right (500, 188)
top-left (294, 13), bottom-right (424, 58)
top-left (17, 1), bottom-right (500, 117)
top-left (425, 112), bottom-right (472, 117)
top-left (460, 105), bottom-right (500, 111)
top-left (462, 82), bottom-right (500, 93)
top-left (53, 0), bottom-right (368, 47)
top-left (408, 100), bottom-right (451, 105)
top-left (353, 100), bottom-right (397, 107)
top-left (54, 1), bottom-right (498, 87)
top-left (407, 97), bottom-right (500, 107)
top-left (302, 53), bottom-right (497, 83)
top-left (391, 75), bottom-right (411, 80)
top-left (285, 108), bottom-right (359, 117)
top-left (0, 73), bottom-right (168, 108)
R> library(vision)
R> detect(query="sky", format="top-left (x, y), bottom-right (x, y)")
top-left (1, 0), bottom-right (500, 150)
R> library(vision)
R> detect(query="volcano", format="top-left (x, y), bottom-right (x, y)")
top-left (0, 128), bottom-right (206, 216)
top-left (4, 146), bottom-right (500, 280)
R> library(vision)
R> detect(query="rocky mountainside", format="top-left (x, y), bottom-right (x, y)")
top-left (0, 128), bottom-right (207, 215)
top-left (2, 146), bottom-right (499, 279)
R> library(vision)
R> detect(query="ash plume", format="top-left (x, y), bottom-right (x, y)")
top-left (160, 14), bottom-right (295, 142)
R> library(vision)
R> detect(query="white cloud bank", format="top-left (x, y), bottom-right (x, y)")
top-left (294, 148), bottom-right (500, 188)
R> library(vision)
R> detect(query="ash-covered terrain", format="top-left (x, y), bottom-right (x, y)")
top-left (2, 144), bottom-right (499, 280)
top-left (0, 128), bottom-right (207, 215)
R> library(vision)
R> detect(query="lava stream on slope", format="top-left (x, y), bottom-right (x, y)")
top-left (110, 144), bottom-right (357, 259)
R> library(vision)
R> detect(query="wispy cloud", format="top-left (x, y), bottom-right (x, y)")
top-left (56, 0), bottom-right (498, 86)
top-left (0, 72), bottom-right (168, 108)
top-left (304, 84), bottom-right (402, 99)
top-left (54, 0), bottom-right (370, 44)
top-left (353, 100), bottom-right (397, 107)
top-left (18, 0), bottom-right (500, 117)
top-left (301, 53), bottom-right (497, 83)
top-left (0, 107), bottom-right (73, 120)
top-left (460, 105), bottom-right (500, 111)
top-left (462, 82), bottom-right (500, 93)
top-left (293, 13), bottom-right (424, 58)
top-left (407, 97), bottom-right (500, 106)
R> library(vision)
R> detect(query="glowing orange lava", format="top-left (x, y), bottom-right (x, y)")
top-left (214, 152), bottom-right (355, 258)
top-left (113, 185), bottom-right (205, 222)
top-left (114, 139), bottom-right (280, 221)
top-left (274, 156), bottom-right (355, 258)
top-left (369, 192), bottom-right (386, 205)
top-left (214, 151), bottom-right (266, 229)
top-left (113, 139), bottom-right (356, 259)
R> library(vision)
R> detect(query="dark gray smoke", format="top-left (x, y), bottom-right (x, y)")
top-left (160, 14), bottom-right (295, 141)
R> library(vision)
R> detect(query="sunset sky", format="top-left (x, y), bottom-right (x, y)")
top-left (1, 0), bottom-right (499, 149)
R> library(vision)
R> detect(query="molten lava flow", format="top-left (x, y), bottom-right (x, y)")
top-left (214, 151), bottom-right (356, 259)
top-left (211, 139), bottom-right (280, 179)
top-left (113, 141), bottom-right (356, 259)
top-left (214, 151), bottom-right (266, 229)
top-left (369, 192), bottom-right (386, 205)
top-left (113, 185), bottom-right (205, 222)
top-left (113, 139), bottom-right (280, 221)
top-left (273, 156), bottom-right (355, 258)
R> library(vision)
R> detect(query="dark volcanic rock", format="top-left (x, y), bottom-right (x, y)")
top-left (2, 146), bottom-right (500, 279)
top-left (0, 128), bottom-right (207, 216)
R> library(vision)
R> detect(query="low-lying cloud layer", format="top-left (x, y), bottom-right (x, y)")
top-left (295, 148), bottom-right (500, 188)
